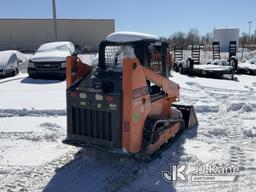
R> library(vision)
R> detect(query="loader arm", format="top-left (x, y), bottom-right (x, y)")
top-left (142, 66), bottom-right (180, 102)
top-left (122, 57), bottom-right (181, 153)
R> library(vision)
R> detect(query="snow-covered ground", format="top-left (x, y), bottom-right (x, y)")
top-left (0, 63), bottom-right (256, 191)
top-left (173, 73), bottom-right (256, 191)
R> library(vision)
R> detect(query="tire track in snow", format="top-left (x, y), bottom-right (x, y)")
top-left (0, 108), bottom-right (66, 117)
top-left (0, 148), bottom-right (78, 192)
top-left (201, 85), bottom-right (255, 173)
top-left (176, 81), bottom-right (256, 192)
top-left (213, 87), bottom-right (255, 190)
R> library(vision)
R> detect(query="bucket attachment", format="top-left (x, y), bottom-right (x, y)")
top-left (172, 104), bottom-right (198, 129)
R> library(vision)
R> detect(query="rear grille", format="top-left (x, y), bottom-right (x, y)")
top-left (72, 107), bottom-right (112, 141)
top-left (35, 62), bottom-right (60, 70)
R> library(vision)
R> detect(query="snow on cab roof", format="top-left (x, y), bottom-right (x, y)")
top-left (105, 31), bottom-right (159, 42)
top-left (38, 41), bottom-right (74, 53)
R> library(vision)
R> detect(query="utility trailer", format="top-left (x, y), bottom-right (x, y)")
top-left (228, 41), bottom-right (238, 70)
top-left (173, 46), bottom-right (194, 74)
top-left (237, 59), bottom-right (256, 75)
top-left (235, 41), bottom-right (256, 75)
top-left (212, 41), bottom-right (238, 70)
top-left (173, 41), bottom-right (237, 79)
top-left (173, 46), bottom-right (183, 72)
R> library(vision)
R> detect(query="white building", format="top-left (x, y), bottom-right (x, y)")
top-left (213, 28), bottom-right (239, 52)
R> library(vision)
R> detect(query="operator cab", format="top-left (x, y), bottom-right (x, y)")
top-left (78, 32), bottom-right (170, 99)
top-left (77, 32), bottom-right (171, 104)
top-left (97, 31), bottom-right (169, 77)
top-left (64, 32), bottom-right (197, 154)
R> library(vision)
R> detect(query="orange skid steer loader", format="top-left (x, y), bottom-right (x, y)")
top-left (63, 32), bottom-right (198, 159)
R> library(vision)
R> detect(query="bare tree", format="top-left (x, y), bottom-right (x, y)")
top-left (186, 28), bottom-right (200, 46)
top-left (168, 32), bottom-right (186, 48)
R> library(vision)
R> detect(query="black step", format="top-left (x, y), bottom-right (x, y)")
top-left (229, 41), bottom-right (237, 59)
top-left (212, 42), bottom-right (220, 60)
top-left (191, 45), bottom-right (200, 64)
top-left (174, 47), bottom-right (183, 62)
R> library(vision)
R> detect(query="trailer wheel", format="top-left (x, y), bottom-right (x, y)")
top-left (173, 63), bottom-right (177, 72)
top-left (230, 58), bottom-right (238, 70)
top-left (218, 73), bottom-right (224, 79)
top-left (186, 59), bottom-right (190, 68)
top-left (249, 70), bottom-right (256, 75)
top-left (175, 64), bottom-right (180, 72)
top-left (186, 59), bottom-right (194, 73)
top-left (231, 72), bottom-right (234, 80)
top-left (11, 70), bottom-right (16, 77)
top-left (178, 65), bottom-right (184, 74)
top-left (236, 68), bottom-right (242, 74)
top-left (14, 68), bottom-right (19, 76)
top-left (7, 70), bottom-right (14, 77)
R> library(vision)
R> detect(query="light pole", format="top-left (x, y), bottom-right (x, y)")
top-left (52, 0), bottom-right (58, 41)
top-left (248, 20), bottom-right (252, 44)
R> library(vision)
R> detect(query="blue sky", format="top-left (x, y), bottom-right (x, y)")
top-left (0, 0), bottom-right (255, 37)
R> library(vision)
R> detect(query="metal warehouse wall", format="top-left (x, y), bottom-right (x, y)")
top-left (0, 19), bottom-right (115, 51)
top-left (213, 28), bottom-right (239, 52)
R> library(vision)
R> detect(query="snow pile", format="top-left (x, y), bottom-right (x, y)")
top-left (194, 101), bottom-right (219, 113)
top-left (0, 108), bottom-right (66, 117)
top-left (244, 50), bottom-right (256, 60)
top-left (227, 101), bottom-right (255, 112)
top-left (14, 50), bottom-right (28, 63)
top-left (14, 122), bottom-right (64, 142)
top-left (207, 127), bottom-right (228, 137)
top-left (78, 54), bottom-right (96, 65)
top-left (238, 59), bottom-right (256, 71)
top-left (243, 127), bottom-right (256, 138)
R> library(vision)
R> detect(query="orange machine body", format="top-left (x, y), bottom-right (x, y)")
top-left (64, 35), bottom-right (198, 157)
top-left (122, 57), bottom-right (180, 153)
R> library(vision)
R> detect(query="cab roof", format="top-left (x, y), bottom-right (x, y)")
top-left (105, 31), bottom-right (159, 43)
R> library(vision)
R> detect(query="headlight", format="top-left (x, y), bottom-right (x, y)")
top-left (61, 62), bottom-right (66, 68)
top-left (28, 62), bottom-right (35, 68)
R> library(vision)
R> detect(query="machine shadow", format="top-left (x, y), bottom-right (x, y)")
top-left (43, 126), bottom-right (198, 192)
top-left (0, 76), bottom-right (25, 84)
top-left (20, 77), bottom-right (63, 84)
